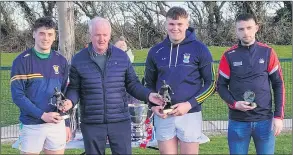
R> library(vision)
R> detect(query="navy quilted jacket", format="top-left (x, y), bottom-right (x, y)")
top-left (66, 44), bottom-right (151, 124)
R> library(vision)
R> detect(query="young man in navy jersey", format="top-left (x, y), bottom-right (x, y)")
top-left (144, 7), bottom-right (215, 154)
top-left (217, 13), bottom-right (285, 154)
top-left (10, 17), bottom-right (71, 154)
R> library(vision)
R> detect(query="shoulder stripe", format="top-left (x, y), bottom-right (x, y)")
top-left (10, 74), bottom-right (43, 83)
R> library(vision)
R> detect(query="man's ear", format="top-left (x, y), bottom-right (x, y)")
top-left (53, 32), bottom-right (56, 41)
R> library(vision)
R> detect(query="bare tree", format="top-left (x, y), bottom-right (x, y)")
top-left (0, 2), bottom-right (28, 52)
top-left (40, 1), bottom-right (56, 17)
top-left (0, 1), bottom-right (291, 52)
top-left (74, 1), bottom-right (109, 18)
top-left (231, 1), bottom-right (267, 22)
top-left (187, 2), bottom-right (205, 40)
top-left (57, 2), bottom-right (75, 62)
top-left (127, 2), bottom-right (168, 47)
top-left (73, 1), bottom-right (168, 48)
top-left (16, 2), bottom-right (37, 27)
top-left (17, 2), bottom-right (56, 26)
top-left (203, 1), bottom-right (226, 45)
top-left (273, 1), bottom-right (292, 23)
top-left (187, 1), bottom-right (227, 45)
top-left (0, 2), bottom-right (16, 37)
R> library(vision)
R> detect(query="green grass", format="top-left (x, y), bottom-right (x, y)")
top-left (1, 45), bottom-right (291, 66)
top-left (0, 53), bottom-right (19, 67)
top-left (0, 45), bottom-right (291, 125)
top-left (1, 133), bottom-right (292, 154)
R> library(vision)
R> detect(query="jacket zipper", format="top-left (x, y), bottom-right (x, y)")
top-left (102, 55), bottom-right (110, 124)
top-left (90, 52), bottom-right (110, 124)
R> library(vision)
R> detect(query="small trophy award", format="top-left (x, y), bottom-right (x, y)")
top-left (243, 90), bottom-right (257, 107)
top-left (158, 80), bottom-right (174, 114)
top-left (50, 87), bottom-right (70, 119)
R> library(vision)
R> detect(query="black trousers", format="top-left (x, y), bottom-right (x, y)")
top-left (80, 120), bottom-right (131, 155)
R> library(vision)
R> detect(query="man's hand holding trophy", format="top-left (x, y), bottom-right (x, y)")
top-left (234, 90), bottom-right (257, 112)
top-left (159, 80), bottom-right (174, 114)
top-left (50, 87), bottom-right (73, 120)
top-left (151, 80), bottom-right (179, 119)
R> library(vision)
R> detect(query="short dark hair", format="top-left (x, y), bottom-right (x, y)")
top-left (33, 16), bottom-right (56, 31)
top-left (236, 13), bottom-right (258, 24)
top-left (166, 6), bottom-right (188, 20)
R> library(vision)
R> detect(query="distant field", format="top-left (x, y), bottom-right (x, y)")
top-left (133, 45), bottom-right (292, 63)
top-left (1, 45), bottom-right (292, 66)
top-left (0, 45), bottom-right (291, 126)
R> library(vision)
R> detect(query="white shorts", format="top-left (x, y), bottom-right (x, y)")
top-left (18, 120), bottom-right (66, 153)
top-left (154, 112), bottom-right (207, 143)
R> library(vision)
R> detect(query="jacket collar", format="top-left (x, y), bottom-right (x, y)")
top-left (237, 40), bottom-right (257, 52)
top-left (88, 42), bottom-right (112, 57)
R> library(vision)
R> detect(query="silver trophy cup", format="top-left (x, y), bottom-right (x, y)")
top-left (128, 103), bottom-right (148, 142)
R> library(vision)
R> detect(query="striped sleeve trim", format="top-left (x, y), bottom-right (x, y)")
top-left (196, 64), bottom-right (216, 103)
top-left (10, 73), bottom-right (43, 83)
top-left (218, 54), bottom-right (230, 79)
top-left (269, 65), bottom-right (279, 75)
top-left (268, 48), bottom-right (280, 74)
top-left (219, 70), bottom-right (230, 79)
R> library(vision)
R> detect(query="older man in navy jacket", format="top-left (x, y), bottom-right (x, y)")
top-left (62, 17), bottom-right (163, 155)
